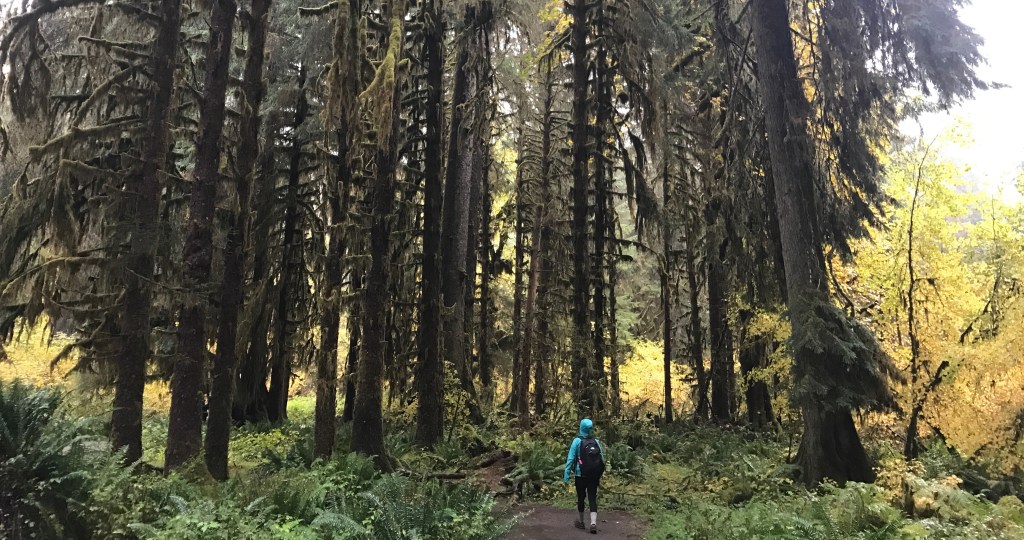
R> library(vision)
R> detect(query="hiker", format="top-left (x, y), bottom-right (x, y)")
top-left (563, 418), bottom-right (606, 534)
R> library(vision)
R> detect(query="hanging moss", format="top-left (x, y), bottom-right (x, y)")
top-left (789, 289), bottom-right (903, 412)
top-left (358, 14), bottom-right (406, 151)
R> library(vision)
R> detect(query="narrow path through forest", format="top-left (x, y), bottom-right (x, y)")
top-left (502, 505), bottom-right (645, 539)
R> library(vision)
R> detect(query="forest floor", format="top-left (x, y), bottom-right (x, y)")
top-left (471, 446), bottom-right (646, 538)
top-left (502, 505), bottom-right (645, 539)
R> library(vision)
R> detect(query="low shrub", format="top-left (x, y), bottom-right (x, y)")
top-left (0, 380), bottom-right (99, 539)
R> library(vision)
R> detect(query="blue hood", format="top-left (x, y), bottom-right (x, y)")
top-left (578, 418), bottom-right (594, 438)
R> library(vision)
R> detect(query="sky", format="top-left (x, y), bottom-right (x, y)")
top-left (912, 0), bottom-right (1024, 202)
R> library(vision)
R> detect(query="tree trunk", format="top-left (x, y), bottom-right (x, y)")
top-left (738, 306), bottom-right (774, 429)
top-left (351, 12), bottom-right (403, 469)
top-left (521, 180), bottom-right (545, 428)
top-left (205, 0), bottom-right (270, 480)
top-left (234, 134), bottom-right (279, 425)
top-left (591, 38), bottom-right (611, 412)
top-left (478, 144), bottom-right (494, 402)
top-left (707, 209), bottom-right (734, 424)
top-left (751, 0), bottom-right (873, 486)
top-left (166, 0), bottom-right (236, 473)
top-left (903, 143), bottom-right (933, 460)
top-left (661, 266), bottom-right (673, 424)
top-left (111, 0), bottom-right (182, 465)
top-left (463, 138), bottom-right (484, 377)
top-left (267, 66), bottom-right (309, 425)
top-left (440, 8), bottom-right (484, 424)
top-left (510, 139), bottom-right (526, 414)
top-left (342, 274), bottom-right (361, 423)
top-left (534, 247), bottom-right (552, 417)
top-left (569, 0), bottom-right (593, 414)
top-left (608, 256), bottom-right (621, 416)
top-left (414, 0), bottom-right (445, 447)
top-left (661, 161), bottom-right (674, 424)
top-left (764, 170), bottom-right (789, 302)
top-left (685, 232), bottom-right (709, 422)
top-left (352, 144), bottom-right (393, 466)
top-left (317, 0), bottom-right (362, 460)
top-left (740, 342), bottom-right (773, 429)
top-left (532, 57), bottom-right (556, 418)
top-left (315, 213), bottom-right (342, 458)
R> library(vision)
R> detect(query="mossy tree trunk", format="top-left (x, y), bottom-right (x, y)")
top-left (167, 0), bottom-right (237, 472)
top-left (112, 0), bottom-right (183, 464)
top-left (267, 66), bottom-right (309, 425)
top-left (206, 0), bottom-right (271, 479)
top-left (751, 0), bottom-right (873, 486)
top-left (568, 0), bottom-right (593, 415)
top-left (440, 4), bottom-right (486, 425)
top-left (707, 201), bottom-right (735, 424)
top-left (414, 0), bottom-right (445, 447)
top-left (685, 230), bottom-right (709, 422)
top-left (351, 6), bottom-right (404, 469)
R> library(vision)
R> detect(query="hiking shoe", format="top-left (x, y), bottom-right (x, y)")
top-left (590, 523), bottom-right (597, 534)
top-left (574, 520), bottom-right (585, 530)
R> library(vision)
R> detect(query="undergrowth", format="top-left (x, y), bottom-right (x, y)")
top-left (0, 380), bottom-right (513, 539)
top-left (5, 367), bottom-right (1024, 539)
top-left (515, 419), bottom-right (1024, 539)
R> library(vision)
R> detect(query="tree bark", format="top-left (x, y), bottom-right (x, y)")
top-left (414, 0), bottom-right (445, 446)
top-left (661, 163), bottom-right (674, 424)
top-left (478, 143), bottom-right (494, 402)
top-left (510, 141), bottom-right (526, 415)
top-left (707, 205), bottom-right (734, 424)
top-left (521, 179), bottom-right (545, 428)
top-left (111, 0), bottom-right (182, 465)
top-left (903, 141), bottom-right (935, 460)
top-left (233, 130), bottom-right (279, 425)
top-left (531, 57), bottom-right (556, 418)
top-left (661, 267), bottom-right (673, 424)
top-left (352, 142), bottom-right (394, 467)
top-left (166, 0), bottom-right (236, 473)
top-left (591, 37), bottom-right (611, 412)
top-left (685, 231), bottom-right (709, 422)
top-left (267, 66), bottom-right (309, 425)
top-left (534, 244), bottom-right (552, 417)
top-left (315, 211), bottom-right (342, 458)
top-left (342, 273), bottom-right (361, 423)
top-left (738, 306), bottom-right (774, 430)
top-left (205, 0), bottom-right (270, 480)
top-left (569, 0), bottom-right (593, 414)
top-left (351, 11), bottom-right (403, 469)
top-left (463, 137), bottom-right (484, 376)
top-left (751, 0), bottom-right (873, 485)
top-left (440, 7), bottom-right (484, 424)
top-left (608, 255), bottom-right (621, 416)
top-left (317, 0), bottom-right (363, 460)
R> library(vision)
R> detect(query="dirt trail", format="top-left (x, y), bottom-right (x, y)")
top-left (502, 505), bottom-right (645, 539)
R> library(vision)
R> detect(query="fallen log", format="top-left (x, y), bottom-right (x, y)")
top-left (473, 449), bottom-right (513, 469)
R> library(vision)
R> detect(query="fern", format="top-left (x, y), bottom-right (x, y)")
top-left (0, 380), bottom-right (98, 540)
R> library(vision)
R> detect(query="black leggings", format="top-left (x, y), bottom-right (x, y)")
top-left (575, 475), bottom-right (600, 513)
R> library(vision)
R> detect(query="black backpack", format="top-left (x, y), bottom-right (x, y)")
top-left (578, 437), bottom-right (605, 478)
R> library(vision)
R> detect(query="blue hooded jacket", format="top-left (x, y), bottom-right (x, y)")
top-left (563, 418), bottom-right (604, 482)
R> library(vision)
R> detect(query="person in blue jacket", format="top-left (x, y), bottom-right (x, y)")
top-left (563, 418), bottom-right (605, 534)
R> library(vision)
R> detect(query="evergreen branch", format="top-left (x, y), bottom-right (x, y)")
top-left (298, 2), bottom-right (338, 16)
top-left (0, 0), bottom-right (106, 75)
top-left (109, 2), bottom-right (162, 26)
top-left (77, 36), bottom-right (149, 51)
top-left (28, 119), bottom-right (141, 159)
top-left (71, 63), bottom-right (145, 128)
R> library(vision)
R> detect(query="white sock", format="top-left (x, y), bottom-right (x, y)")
top-left (578, 512), bottom-right (584, 523)
top-left (590, 512), bottom-right (597, 526)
